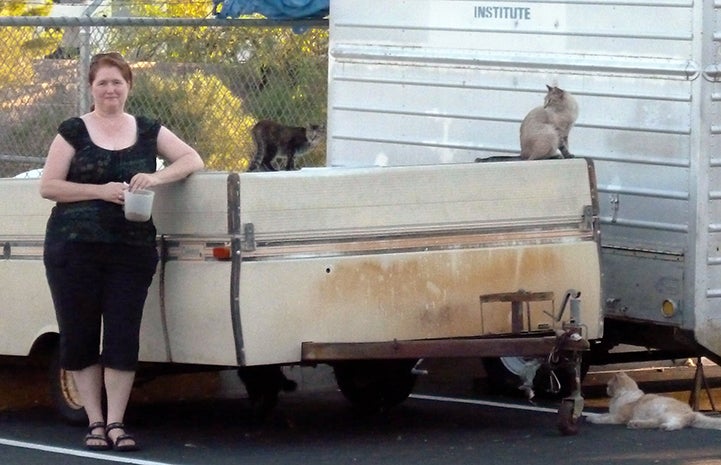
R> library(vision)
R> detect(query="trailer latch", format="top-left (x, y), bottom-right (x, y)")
top-left (242, 223), bottom-right (256, 251)
top-left (580, 205), bottom-right (593, 231)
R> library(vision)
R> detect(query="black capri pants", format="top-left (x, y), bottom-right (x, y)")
top-left (44, 241), bottom-right (159, 371)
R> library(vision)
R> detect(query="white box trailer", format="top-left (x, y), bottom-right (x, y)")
top-left (327, 0), bottom-right (721, 366)
top-left (1, 158), bottom-right (599, 434)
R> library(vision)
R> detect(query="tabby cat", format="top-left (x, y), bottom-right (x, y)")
top-left (248, 119), bottom-right (325, 172)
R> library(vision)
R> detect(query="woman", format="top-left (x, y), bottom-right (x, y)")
top-left (40, 52), bottom-right (204, 452)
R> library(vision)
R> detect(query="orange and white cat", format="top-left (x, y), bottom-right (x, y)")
top-left (586, 371), bottom-right (721, 431)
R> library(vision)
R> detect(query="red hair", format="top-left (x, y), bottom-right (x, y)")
top-left (89, 52), bottom-right (133, 89)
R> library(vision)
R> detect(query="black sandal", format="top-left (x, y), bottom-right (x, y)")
top-left (106, 422), bottom-right (140, 452)
top-left (84, 421), bottom-right (110, 451)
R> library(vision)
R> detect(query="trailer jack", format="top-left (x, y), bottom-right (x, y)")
top-left (549, 327), bottom-right (589, 435)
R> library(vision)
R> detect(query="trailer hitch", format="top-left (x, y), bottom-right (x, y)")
top-left (551, 289), bottom-right (581, 323)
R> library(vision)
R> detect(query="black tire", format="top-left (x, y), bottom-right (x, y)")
top-left (557, 398), bottom-right (580, 436)
top-left (333, 359), bottom-right (417, 414)
top-left (48, 344), bottom-right (87, 425)
top-left (481, 357), bottom-right (529, 397)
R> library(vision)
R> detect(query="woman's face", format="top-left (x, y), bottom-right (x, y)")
top-left (91, 65), bottom-right (129, 111)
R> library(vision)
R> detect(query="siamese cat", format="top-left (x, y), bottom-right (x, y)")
top-left (519, 85), bottom-right (579, 160)
top-left (248, 120), bottom-right (325, 172)
top-left (475, 85), bottom-right (578, 163)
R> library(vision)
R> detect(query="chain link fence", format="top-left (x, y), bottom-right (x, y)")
top-left (0, 16), bottom-right (328, 178)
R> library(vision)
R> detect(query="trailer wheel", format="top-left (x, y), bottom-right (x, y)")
top-left (557, 398), bottom-right (580, 436)
top-left (48, 345), bottom-right (87, 425)
top-left (482, 357), bottom-right (530, 397)
top-left (333, 359), bottom-right (417, 414)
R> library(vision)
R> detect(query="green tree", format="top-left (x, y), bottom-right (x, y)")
top-left (0, 0), bottom-right (56, 87)
top-left (128, 66), bottom-right (255, 172)
top-left (0, 0), bottom-right (61, 176)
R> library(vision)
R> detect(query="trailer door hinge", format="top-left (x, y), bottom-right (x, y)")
top-left (610, 194), bottom-right (620, 223)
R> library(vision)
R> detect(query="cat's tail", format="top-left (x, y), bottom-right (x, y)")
top-left (691, 412), bottom-right (721, 430)
top-left (474, 156), bottom-right (522, 163)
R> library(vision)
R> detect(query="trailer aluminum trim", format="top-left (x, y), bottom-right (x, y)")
top-left (598, 217), bottom-right (689, 233)
top-left (239, 225), bottom-right (594, 261)
top-left (238, 218), bottom-right (588, 245)
top-left (331, 44), bottom-right (700, 79)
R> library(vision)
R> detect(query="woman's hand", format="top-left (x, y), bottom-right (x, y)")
top-left (127, 172), bottom-right (160, 191)
top-left (103, 181), bottom-right (129, 205)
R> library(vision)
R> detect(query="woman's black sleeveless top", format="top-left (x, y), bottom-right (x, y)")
top-left (44, 116), bottom-right (160, 246)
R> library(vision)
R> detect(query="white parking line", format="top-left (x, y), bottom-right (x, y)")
top-left (410, 393), bottom-right (561, 414)
top-left (0, 438), bottom-right (179, 465)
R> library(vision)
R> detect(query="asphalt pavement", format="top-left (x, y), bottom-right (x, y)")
top-left (3, 360), bottom-right (721, 464)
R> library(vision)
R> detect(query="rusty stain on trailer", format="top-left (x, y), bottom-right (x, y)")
top-left (315, 244), bottom-right (564, 335)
